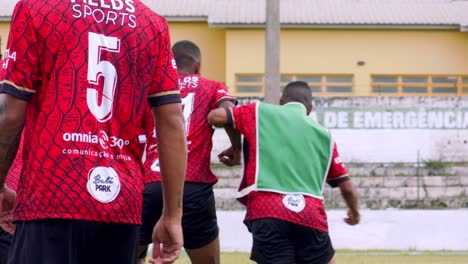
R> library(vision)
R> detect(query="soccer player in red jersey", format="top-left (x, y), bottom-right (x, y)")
top-left (208, 81), bottom-right (360, 264)
top-left (137, 40), bottom-right (239, 264)
top-left (0, 1), bottom-right (187, 263)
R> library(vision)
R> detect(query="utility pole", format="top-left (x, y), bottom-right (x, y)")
top-left (264, 0), bottom-right (280, 104)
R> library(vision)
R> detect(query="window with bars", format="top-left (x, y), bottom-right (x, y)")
top-left (235, 74), bottom-right (354, 96)
top-left (371, 75), bottom-right (468, 96)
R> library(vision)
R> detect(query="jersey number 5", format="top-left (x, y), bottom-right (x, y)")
top-left (87, 32), bottom-right (121, 123)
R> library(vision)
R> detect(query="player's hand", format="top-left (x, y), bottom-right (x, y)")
top-left (0, 211), bottom-right (15, 235)
top-left (150, 216), bottom-right (183, 264)
top-left (0, 185), bottom-right (16, 235)
top-left (218, 147), bottom-right (241, 167)
top-left (344, 209), bottom-right (360, 225)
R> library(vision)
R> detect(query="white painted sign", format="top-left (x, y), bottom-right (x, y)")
top-left (214, 98), bottom-right (468, 162)
top-left (311, 109), bottom-right (468, 129)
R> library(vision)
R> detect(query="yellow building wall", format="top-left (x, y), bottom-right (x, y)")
top-left (0, 21), bottom-right (227, 84)
top-left (168, 22), bottom-right (226, 84)
top-left (3, 19), bottom-right (468, 97)
top-left (226, 29), bottom-right (468, 96)
top-left (0, 22), bottom-right (11, 59)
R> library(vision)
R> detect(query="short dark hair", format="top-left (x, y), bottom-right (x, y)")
top-left (172, 40), bottom-right (201, 69)
top-left (280, 81), bottom-right (312, 108)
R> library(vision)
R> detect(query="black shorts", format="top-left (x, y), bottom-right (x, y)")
top-left (8, 220), bottom-right (139, 264)
top-left (249, 218), bottom-right (335, 264)
top-left (140, 182), bottom-right (219, 250)
top-left (0, 228), bottom-right (12, 264)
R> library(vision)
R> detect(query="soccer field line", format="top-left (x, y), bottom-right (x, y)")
top-left (335, 251), bottom-right (468, 257)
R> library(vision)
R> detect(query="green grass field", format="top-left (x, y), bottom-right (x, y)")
top-left (171, 251), bottom-right (468, 264)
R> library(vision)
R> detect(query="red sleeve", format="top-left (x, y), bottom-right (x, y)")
top-left (326, 143), bottom-right (350, 187)
top-left (232, 103), bottom-right (257, 136)
top-left (147, 18), bottom-right (181, 107)
top-left (0, 1), bottom-right (40, 101)
top-left (211, 82), bottom-right (237, 109)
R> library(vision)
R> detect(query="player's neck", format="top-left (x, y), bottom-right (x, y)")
top-left (178, 70), bottom-right (196, 75)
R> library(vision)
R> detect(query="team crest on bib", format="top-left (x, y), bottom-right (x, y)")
top-left (282, 194), bottom-right (306, 213)
top-left (87, 166), bottom-right (121, 203)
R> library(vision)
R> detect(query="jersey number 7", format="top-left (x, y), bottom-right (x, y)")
top-left (181, 92), bottom-right (195, 135)
top-left (148, 92), bottom-right (194, 173)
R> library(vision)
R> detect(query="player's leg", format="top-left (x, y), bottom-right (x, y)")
top-left (292, 224), bottom-right (335, 264)
top-left (248, 218), bottom-right (295, 264)
top-left (185, 238), bottom-right (220, 264)
top-left (136, 246), bottom-right (148, 264)
top-left (7, 220), bottom-right (97, 264)
top-left (182, 183), bottom-right (220, 264)
top-left (0, 227), bottom-right (12, 264)
top-left (137, 182), bottom-right (164, 264)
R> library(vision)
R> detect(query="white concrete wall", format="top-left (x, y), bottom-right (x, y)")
top-left (212, 97), bottom-right (468, 163)
top-left (332, 130), bottom-right (468, 163)
top-left (217, 210), bottom-right (468, 251)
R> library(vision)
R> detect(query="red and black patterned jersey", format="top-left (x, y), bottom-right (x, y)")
top-left (144, 74), bottom-right (236, 184)
top-left (140, 105), bottom-right (158, 184)
top-left (0, 0), bottom-right (181, 224)
top-left (232, 103), bottom-right (349, 232)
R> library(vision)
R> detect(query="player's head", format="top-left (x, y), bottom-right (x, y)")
top-left (280, 81), bottom-right (313, 114)
top-left (172, 40), bottom-right (201, 75)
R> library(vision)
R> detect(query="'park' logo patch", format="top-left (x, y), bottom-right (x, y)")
top-left (87, 166), bottom-right (121, 203)
top-left (282, 194), bottom-right (306, 213)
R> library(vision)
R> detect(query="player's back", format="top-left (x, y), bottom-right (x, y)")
top-left (181, 74), bottom-right (234, 183)
top-left (255, 103), bottom-right (332, 196)
top-left (3, 0), bottom-right (178, 224)
top-left (144, 74), bottom-right (233, 184)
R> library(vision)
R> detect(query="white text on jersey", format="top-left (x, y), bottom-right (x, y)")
top-left (71, 0), bottom-right (137, 28)
top-left (179, 76), bottom-right (199, 89)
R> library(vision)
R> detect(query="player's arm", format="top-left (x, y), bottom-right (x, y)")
top-left (217, 100), bottom-right (241, 166)
top-left (152, 103), bottom-right (186, 219)
top-left (326, 143), bottom-right (360, 225)
top-left (328, 175), bottom-right (360, 225)
top-left (0, 94), bottom-right (26, 187)
top-left (0, 2), bottom-right (36, 186)
top-left (150, 102), bottom-right (186, 263)
top-left (338, 180), bottom-right (360, 225)
top-left (0, 1), bottom-right (40, 234)
top-left (148, 18), bottom-right (186, 264)
top-left (208, 103), bottom-right (256, 133)
top-left (208, 106), bottom-right (239, 165)
top-left (218, 100), bottom-right (240, 149)
top-left (0, 94), bottom-right (26, 232)
top-left (208, 107), bottom-right (231, 127)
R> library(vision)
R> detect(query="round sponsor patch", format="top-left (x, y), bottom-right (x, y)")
top-left (282, 194), bottom-right (306, 213)
top-left (87, 166), bottom-right (121, 203)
